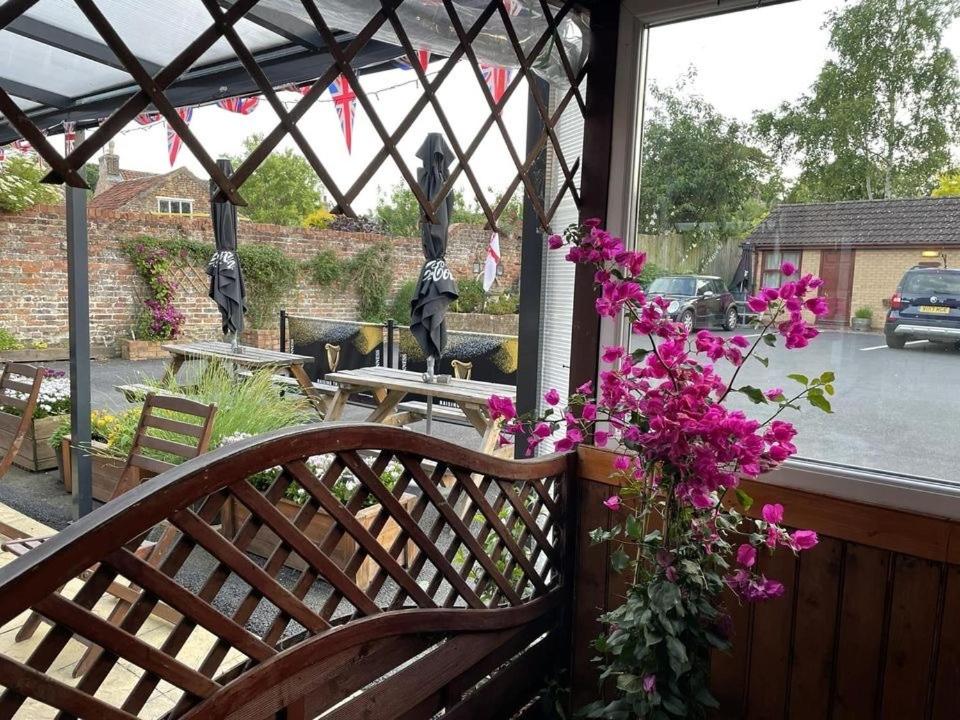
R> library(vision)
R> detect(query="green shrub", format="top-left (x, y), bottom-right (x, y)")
top-left (306, 249), bottom-right (343, 286)
top-left (389, 279), bottom-right (418, 324)
top-left (302, 208), bottom-right (335, 229)
top-left (0, 328), bottom-right (23, 351)
top-left (451, 277), bottom-right (484, 313)
top-left (854, 306), bottom-right (873, 319)
top-left (639, 262), bottom-right (669, 287)
top-left (348, 243), bottom-right (393, 322)
top-left (485, 292), bottom-right (519, 315)
top-left (0, 156), bottom-right (60, 213)
top-left (237, 245), bottom-right (297, 328)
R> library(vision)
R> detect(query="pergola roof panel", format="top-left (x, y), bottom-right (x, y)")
top-left (0, 30), bottom-right (132, 100)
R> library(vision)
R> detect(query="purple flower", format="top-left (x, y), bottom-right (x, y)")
top-left (603, 495), bottom-right (622, 511)
top-left (547, 234), bottom-right (563, 249)
top-left (780, 261), bottom-right (797, 277)
top-left (642, 674), bottom-right (656, 694)
top-left (736, 544), bottom-right (757, 567)
top-left (761, 503), bottom-right (784, 524)
top-left (790, 529), bottom-right (819, 550)
top-left (747, 296), bottom-right (768, 313)
top-left (487, 395), bottom-right (516, 421)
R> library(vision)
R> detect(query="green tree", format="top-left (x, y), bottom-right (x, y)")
top-left (374, 183), bottom-right (513, 235)
top-left (232, 135), bottom-right (327, 225)
top-left (638, 75), bottom-right (781, 238)
top-left (0, 155), bottom-right (61, 212)
top-left (931, 169), bottom-right (960, 196)
top-left (755, 0), bottom-right (960, 201)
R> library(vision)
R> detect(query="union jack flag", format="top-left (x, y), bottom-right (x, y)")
top-left (166, 107), bottom-right (193, 166)
top-left (396, 49), bottom-right (430, 73)
top-left (135, 111), bottom-right (163, 126)
top-left (216, 96), bottom-right (260, 115)
top-left (481, 65), bottom-right (513, 104)
top-left (12, 138), bottom-right (31, 153)
top-left (328, 75), bottom-right (357, 154)
top-left (63, 121), bottom-right (76, 154)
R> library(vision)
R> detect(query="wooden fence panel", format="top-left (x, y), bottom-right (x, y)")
top-left (573, 445), bottom-right (960, 720)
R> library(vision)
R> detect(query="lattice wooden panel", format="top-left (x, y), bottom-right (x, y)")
top-left (0, 0), bottom-right (591, 234)
top-left (0, 425), bottom-right (571, 719)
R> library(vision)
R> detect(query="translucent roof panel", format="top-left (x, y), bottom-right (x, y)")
top-left (0, 31), bottom-right (131, 99)
top-left (22, 0), bottom-right (287, 68)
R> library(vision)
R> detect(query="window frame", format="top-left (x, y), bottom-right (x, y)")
top-left (760, 249), bottom-right (802, 289)
top-left (157, 197), bottom-right (194, 215)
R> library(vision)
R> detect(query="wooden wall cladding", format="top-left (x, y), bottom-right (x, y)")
top-left (573, 445), bottom-right (960, 719)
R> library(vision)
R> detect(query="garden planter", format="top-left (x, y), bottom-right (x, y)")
top-left (240, 328), bottom-right (280, 351)
top-left (120, 339), bottom-right (170, 361)
top-left (851, 317), bottom-right (872, 332)
top-left (59, 437), bottom-right (156, 501)
top-left (0, 411), bottom-right (64, 472)
top-left (221, 493), bottom-right (417, 587)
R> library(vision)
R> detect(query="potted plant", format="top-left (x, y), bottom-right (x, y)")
top-left (492, 221), bottom-right (834, 717)
top-left (0, 369), bottom-right (70, 472)
top-left (54, 409), bottom-right (146, 500)
top-left (852, 306), bottom-right (873, 331)
top-left (217, 442), bottom-right (416, 588)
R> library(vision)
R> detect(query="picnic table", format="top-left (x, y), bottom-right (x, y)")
top-left (158, 341), bottom-right (326, 413)
top-left (324, 367), bottom-right (515, 454)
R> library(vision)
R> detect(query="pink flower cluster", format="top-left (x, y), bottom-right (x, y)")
top-left (745, 262), bottom-right (829, 348)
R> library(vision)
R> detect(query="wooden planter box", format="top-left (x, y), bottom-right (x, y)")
top-left (120, 339), bottom-right (170, 361)
top-left (221, 493), bottom-right (417, 588)
top-left (0, 411), bottom-right (65, 472)
top-left (240, 328), bottom-right (280, 351)
top-left (59, 437), bottom-right (156, 502)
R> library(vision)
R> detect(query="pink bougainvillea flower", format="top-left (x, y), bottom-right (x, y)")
top-left (736, 543), bottom-right (757, 568)
top-left (594, 429), bottom-right (611, 447)
top-left (613, 454), bottom-right (631, 471)
top-left (583, 217), bottom-right (602, 228)
top-left (780, 260), bottom-right (797, 277)
top-left (543, 388), bottom-right (560, 406)
top-left (789, 529), bottom-right (819, 550)
top-left (532, 421), bottom-right (552, 438)
top-left (665, 565), bottom-right (679, 583)
top-left (487, 395), bottom-right (516, 421)
top-left (547, 234), bottom-right (564, 249)
top-left (761, 503), bottom-right (784, 524)
top-left (765, 387), bottom-right (784, 400)
top-left (602, 345), bottom-right (625, 363)
top-left (603, 495), bottom-right (622, 511)
top-left (747, 295), bottom-right (768, 313)
top-left (642, 674), bottom-right (656, 694)
top-left (729, 334), bottom-right (750, 348)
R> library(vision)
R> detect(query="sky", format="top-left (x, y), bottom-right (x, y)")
top-left (93, 0), bottom-right (960, 212)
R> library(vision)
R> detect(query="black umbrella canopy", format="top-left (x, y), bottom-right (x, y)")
top-left (410, 133), bottom-right (459, 360)
top-left (207, 158), bottom-right (246, 337)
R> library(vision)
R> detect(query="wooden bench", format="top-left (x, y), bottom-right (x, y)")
top-left (115, 383), bottom-right (189, 403)
top-left (236, 370), bottom-right (338, 398)
top-left (394, 400), bottom-right (471, 427)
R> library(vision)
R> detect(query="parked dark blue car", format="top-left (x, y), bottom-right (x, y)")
top-left (885, 267), bottom-right (960, 348)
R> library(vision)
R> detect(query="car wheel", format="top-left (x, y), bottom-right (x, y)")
top-left (723, 306), bottom-right (738, 331)
top-left (885, 335), bottom-right (907, 349)
top-left (679, 310), bottom-right (695, 333)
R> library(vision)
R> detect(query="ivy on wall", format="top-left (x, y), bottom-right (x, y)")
top-left (306, 242), bottom-right (394, 323)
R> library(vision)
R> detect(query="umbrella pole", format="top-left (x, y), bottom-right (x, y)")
top-left (425, 355), bottom-right (435, 435)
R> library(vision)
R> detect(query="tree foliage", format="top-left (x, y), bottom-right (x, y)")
top-left (931, 170), bottom-right (960, 196)
top-left (0, 155), bottom-right (61, 213)
top-left (755, 0), bottom-right (960, 201)
top-left (374, 183), bottom-right (520, 236)
top-left (232, 135), bottom-right (328, 226)
top-left (639, 75), bottom-right (781, 239)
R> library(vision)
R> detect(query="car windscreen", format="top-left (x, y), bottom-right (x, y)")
top-left (648, 277), bottom-right (696, 295)
top-left (900, 271), bottom-right (960, 296)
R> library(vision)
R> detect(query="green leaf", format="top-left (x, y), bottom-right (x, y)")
top-left (735, 488), bottom-right (754, 512)
top-left (820, 371), bottom-right (836, 383)
top-left (631, 347), bottom-right (651, 362)
top-left (665, 636), bottom-right (690, 675)
top-left (762, 333), bottom-right (777, 347)
top-left (610, 547), bottom-right (630, 573)
top-left (616, 673), bottom-right (646, 694)
top-left (737, 385), bottom-right (768, 404)
top-left (787, 373), bottom-right (809, 386)
top-left (754, 354), bottom-right (770, 367)
top-left (808, 393), bottom-right (833, 413)
top-left (824, 383), bottom-right (835, 396)
top-left (650, 581), bottom-right (682, 614)
top-left (625, 513), bottom-right (643, 540)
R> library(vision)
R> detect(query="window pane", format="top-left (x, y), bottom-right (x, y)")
top-left (635, 0), bottom-right (960, 485)
top-left (159, 200), bottom-right (169, 213)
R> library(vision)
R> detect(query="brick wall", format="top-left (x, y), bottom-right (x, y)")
top-left (850, 248), bottom-right (932, 330)
top-left (0, 204), bottom-right (521, 351)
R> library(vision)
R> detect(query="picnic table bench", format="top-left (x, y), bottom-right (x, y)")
top-left (324, 367), bottom-right (515, 454)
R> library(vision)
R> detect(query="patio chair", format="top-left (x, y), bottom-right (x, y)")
top-left (0, 363), bottom-right (44, 479)
top-left (0, 392), bottom-right (217, 676)
top-left (451, 359), bottom-right (473, 380)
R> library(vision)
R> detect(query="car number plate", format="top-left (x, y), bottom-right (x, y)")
top-left (919, 305), bottom-right (950, 315)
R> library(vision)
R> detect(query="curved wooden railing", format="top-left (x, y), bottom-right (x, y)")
top-left (0, 424), bottom-right (573, 720)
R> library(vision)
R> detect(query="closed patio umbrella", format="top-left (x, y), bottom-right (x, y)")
top-left (206, 158), bottom-right (246, 349)
top-left (410, 133), bottom-right (458, 433)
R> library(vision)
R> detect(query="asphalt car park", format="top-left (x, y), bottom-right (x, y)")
top-left (635, 329), bottom-right (960, 482)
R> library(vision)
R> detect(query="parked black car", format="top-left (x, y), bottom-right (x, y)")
top-left (646, 275), bottom-right (740, 331)
top-left (885, 267), bottom-right (960, 348)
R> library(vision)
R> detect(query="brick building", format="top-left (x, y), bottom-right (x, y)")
top-left (91, 145), bottom-right (209, 215)
top-left (744, 198), bottom-right (960, 329)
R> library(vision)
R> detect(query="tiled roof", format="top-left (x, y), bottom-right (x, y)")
top-left (89, 173), bottom-right (164, 210)
top-left (120, 168), bottom-right (155, 182)
top-left (745, 197), bottom-right (960, 249)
